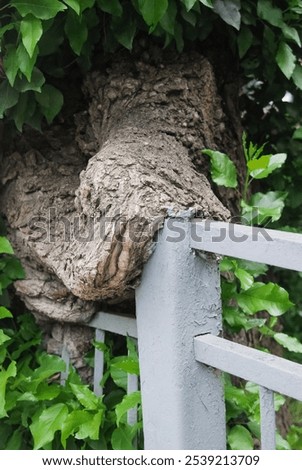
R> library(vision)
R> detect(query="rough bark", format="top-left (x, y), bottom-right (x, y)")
top-left (0, 49), bottom-right (246, 367)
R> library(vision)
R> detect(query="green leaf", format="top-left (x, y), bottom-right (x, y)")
top-left (274, 333), bottom-right (302, 353)
top-left (182, 0), bottom-right (197, 10)
top-left (97, 0), bottom-right (123, 16)
top-left (257, 0), bottom-right (283, 27)
top-left (70, 383), bottom-right (100, 410)
top-left (35, 84), bottom-right (63, 123)
top-left (228, 425), bottom-right (254, 450)
top-left (11, 0), bottom-right (66, 20)
top-left (14, 68), bottom-right (45, 93)
top-left (213, 0), bottom-right (241, 30)
top-left (160, 0), bottom-right (177, 35)
top-left (30, 403), bottom-right (68, 449)
top-left (203, 149), bottom-right (238, 188)
top-left (111, 424), bottom-right (134, 450)
top-left (112, 15), bottom-right (137, 50)
top-left (237, 282), bottom-right (294, 317)
top-left (0, 307), bottom-right (13, 319)
top-left (241, 191), bottom-right (287, 224)
top-left (110, 357), bottom-right (140, 375)
top-left (237, 26), bottom-right (253, 58)
top-left (17, 42), bottom-right (38, 82)
top-left (61, 410), bottom-right (92, 447)
top-left (0, 330), bottom-right (11, 346)
top-left (248, 153), bottom-right (287, 179)
top-left (293, 127), bottom-right (302, 140)
top-left (224, 306), bottom-right (266, 331)
top-left (63, 0), bottom-right (81, 15)
top-left (276, 42), bottom-right (296, 80)
top-left (3, 257), bottom-right (25, 279)
top-left (292, 64), bottom-right (302, 90)
top-left (75, 411), bottom-right (103, 440)
top-left (20, 15), bottom-right (43, 57)
top-left (138, 0), bottom-right (169, 28)
top-left (65, 10), bottom-right (88, 55)
top-left (115, 391), bottom-right (141, 425)
top-left (3, 45), bottom-right (19, 87)
top-left (31, 352), bottom-right (66, 383)
top-left (281, 25), bottom-right (301, 47)
top-left (0, 82), bottom-right (19, 119)
top-left (234, 268), bottom-right (254, 290)
top-left (0, 237), bottom-right (14, 255)
top-left (199, 0), bottom-right (213, 7)
top-left (0, 361), bottom-right (17, 418)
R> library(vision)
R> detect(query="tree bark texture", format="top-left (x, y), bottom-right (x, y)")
top-left (0, 50), bottom-right (243, 354)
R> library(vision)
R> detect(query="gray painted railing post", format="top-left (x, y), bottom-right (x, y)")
top-left (136, 218), bottom-right (226, 450)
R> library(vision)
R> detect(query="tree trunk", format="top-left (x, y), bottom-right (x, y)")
top-left (0, 48), bottom-right (243, 356)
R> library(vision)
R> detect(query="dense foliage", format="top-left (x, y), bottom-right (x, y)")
top-left (0, 239), bottom-right (141, 450)
top-left (0, 0), bottom-right (301, 129)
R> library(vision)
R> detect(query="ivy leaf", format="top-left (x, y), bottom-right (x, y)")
top-left (241, 191), bottom-right (287, 224)
top-left (281, 25), bottom-right (301, 47)
top-left (213, 0), bottom-right (241, 30)
top-left (115, 391), bottom-right (141, 426)
top-left (276, 42), bottom-right (296, 80)
top-left (0, 81), bottom-right (19, 119)
top-left (17, 42), bottom-right (38, 82)
top-left (228, 425), bottom-right (254, 450)
top-left (3, 45), bottom-right (19, 87)
top-left (30, 403), bottom-right (68, 449)
top-left (292, 64), bottom-right (302, 90)
top-left (20, 15), bottom-right (43, 58)
top-left (75, 411), bottom-right (103, 440)
top-left (0, 362), bottom-right (17, 418)
top-left (247, 153), bottom-right (287, 179)
top-left (203, 149), bottom-right (238, 188)
top-left (237, 26), bottom-right (253, 58)
top-left (0, 307), bottom-right (13, 319)
top-left (293, 127), bottom-right (302, 140)
top-left (237, 282), bottom-right (294, 316)
top-left (0, 237), bottom-right (14, 255)
top-left (2, 257), bottom-right (24, 279)
top-left (97, 0), bottom-right (123, 16)
top-left (138, 0), bottom-right (168, 28)
top-left (65, 10), bottom-right (88, 55)
top-left (234, 268), bottom-right (254, 290)
top-left (257, 0), bottom-right (283, 27)
top-left (70, 383), bottom-right (100, 410)
top-left (110, 357), bottom-right (140, 375)
top-left (182, 0), bottom-right (197, 10)
top-left (35, 84), bottom-right (63, 124)
top-left (274, 333), bottom-right (302, 353)
top-left (0, 330), bottom-right (11, 346)
top-left (111, 424), bottom-right (134, 450)
top-left (199, 0), bottom-right (213, 7)
top-left (112, 15), bottom-right (137, 50)
top-left (63, 0), bottom-right (81, 15)
top-left (11, 0), bottom-right (66, 20)
top-left (14, 68), bottom-right (45, 93)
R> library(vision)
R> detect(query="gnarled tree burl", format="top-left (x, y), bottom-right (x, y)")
top-left (0, 51), bottom-right (242, 366)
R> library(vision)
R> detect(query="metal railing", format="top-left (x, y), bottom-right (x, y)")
top-left (61, 219), bottom-right (302, 450)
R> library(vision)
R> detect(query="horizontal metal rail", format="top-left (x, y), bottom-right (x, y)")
top-left (88, 311), bottom-right (137, 338)
top-left (194, 334), bottom-right (302, 401)
top-left (190, 221), bottom-right (302, 271)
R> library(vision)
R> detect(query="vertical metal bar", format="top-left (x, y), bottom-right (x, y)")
top-left (60, 342), bottom-right (70, 386)
top-left (135, 217), bottom-right (226, 450)
top-left (93, 329), bottom-right (105, 396)
top-left (260, 386), bottom-right (276, 450)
